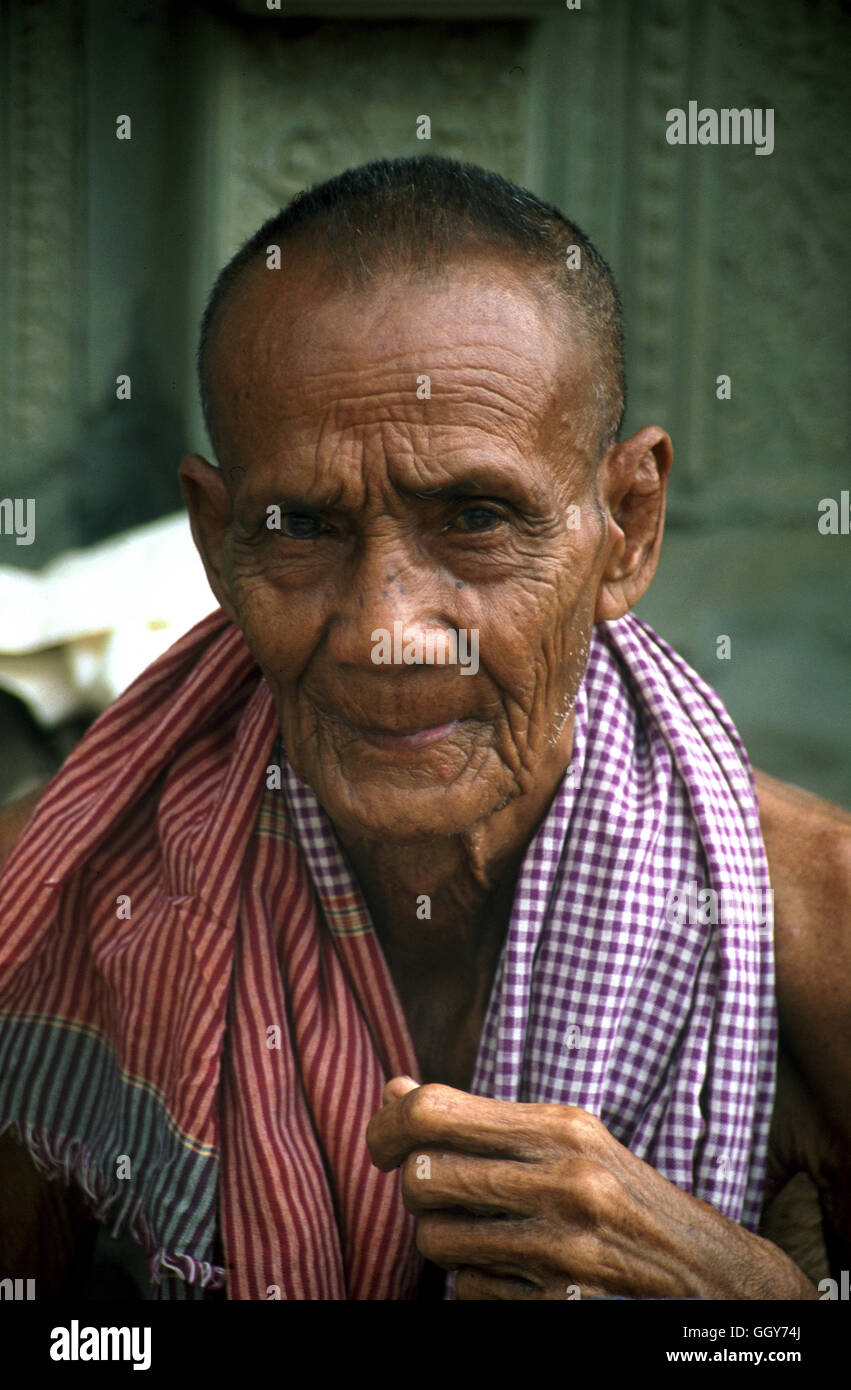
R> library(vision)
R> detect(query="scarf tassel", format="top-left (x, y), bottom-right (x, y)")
top-left (2, 1118), bottom-right (226, 1293)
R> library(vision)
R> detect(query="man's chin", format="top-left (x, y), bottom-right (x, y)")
top-left (314, 776), bottom-right (511, 844)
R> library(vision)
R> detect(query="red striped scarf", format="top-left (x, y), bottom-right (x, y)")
top-left (0, 610), bottom-right (423, 1299)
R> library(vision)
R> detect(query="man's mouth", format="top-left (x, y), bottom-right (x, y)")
top-left (357, 720), bottom-right (462, 751)
top-left (314, 699), bottom-right (482, 753)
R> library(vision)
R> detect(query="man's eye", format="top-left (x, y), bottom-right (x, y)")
top-left (453, 506), bottom-right (504, 533)
top-left (281, 513), bottom-right (324, 539)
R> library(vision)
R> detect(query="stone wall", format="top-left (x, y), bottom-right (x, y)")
top-left (1, 0), bottom-right (848, 800)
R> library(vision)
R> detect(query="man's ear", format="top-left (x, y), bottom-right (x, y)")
top-left (593, 425), bottom-right (673, 622)
top-left (179, 454), bottom-right (238, 624)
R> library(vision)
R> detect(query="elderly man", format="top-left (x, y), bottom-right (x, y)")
top-left (0, 156), bottom-right (848, 1302)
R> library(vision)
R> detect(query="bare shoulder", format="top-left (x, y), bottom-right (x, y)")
top-left (0, 785), bottom-right (47, 874)
top-left (754, 768), bottom-right (851, 1251)
top-left (754, 765), bottom-right (851, 839)
top-left (753, 767), bottom-right (851, 1001)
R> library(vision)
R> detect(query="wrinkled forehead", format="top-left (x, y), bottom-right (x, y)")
top-left (205, 251), bottom-right (597, 478)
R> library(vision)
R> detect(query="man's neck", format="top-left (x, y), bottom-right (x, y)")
top-left (334, 716), bottom-right (575, 972)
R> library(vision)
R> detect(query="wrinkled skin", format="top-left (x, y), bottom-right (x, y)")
top-left (183, 251), bottom-right (671, 1089)
top-left (185, 252), bottom-right (663, 853)
top-left (180, 250), bottom-right (840, 1300)
top-left (367, 1077), bottom-right (815, 1300)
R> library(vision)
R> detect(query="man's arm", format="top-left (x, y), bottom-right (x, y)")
top-left (754, 768), bottom-right (851, 1271)
top-left (366, 771), bottom-right (851, 1300)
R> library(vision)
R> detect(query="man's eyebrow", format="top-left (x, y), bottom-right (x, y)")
top-left (241, 468), bottom-right (553, 512)
top-left (241, 486), bottom-right (346, 510)
top-left (409, 482), bottom-right (486, 500)
top-left (400, 468), bottom-right (551, 509)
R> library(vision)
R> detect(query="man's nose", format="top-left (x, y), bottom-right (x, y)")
top-left (326, 534), bottom-right (456, 669)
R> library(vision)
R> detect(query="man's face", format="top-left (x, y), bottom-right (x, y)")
top-left (204, 254), bottom-right (612, 841)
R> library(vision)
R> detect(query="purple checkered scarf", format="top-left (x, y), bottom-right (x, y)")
top-left (282, 613), bottom-right (776, 1263)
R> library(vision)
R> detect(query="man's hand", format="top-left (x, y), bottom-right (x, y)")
top-left (367, 1077), bottom-right (819, 1301)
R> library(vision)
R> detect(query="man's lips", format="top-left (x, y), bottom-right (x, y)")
top-left (357, 719), bottom-right (462, 751)
top-left (314, 701), bottom-right (482, 752)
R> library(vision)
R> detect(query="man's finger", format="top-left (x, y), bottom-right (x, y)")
top-left (400, 1148), bottom-right (534, 1217)
top-left (455, 1266), bottom-right (542, 1301)
top-left (366, 1082), bottom-right (581, 1170)
top-left (415, 1209), bottom-right (540, 1277)
top-left (382, 1074), bottom-right (420, 1104)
